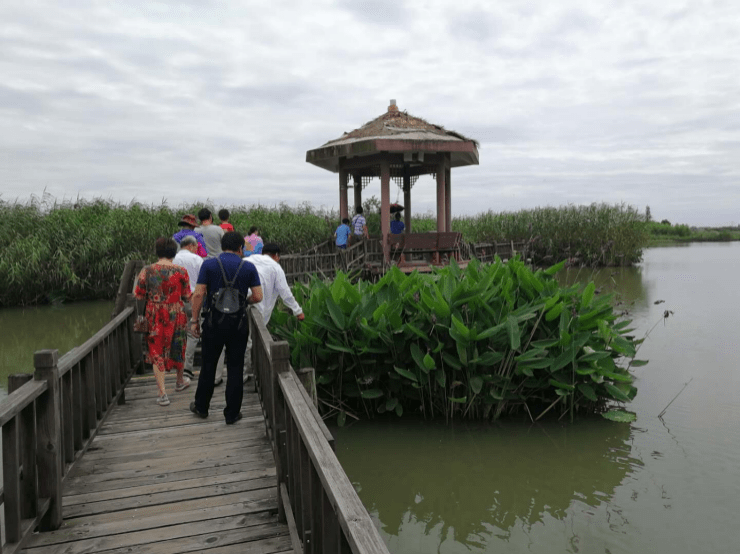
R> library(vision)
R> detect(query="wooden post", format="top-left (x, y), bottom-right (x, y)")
top-left (353, 174), bottom-right (362, 215)
top-left (33, 349), bottom-right (63, 530)
top-left (380, 158), bottom-right (391, 265)
top-left (2, 410), bottom-right (21, 543)
top-left (445, 161), bottom-right (451, 233)
top-left (403, 168), bottom-right (411, 233)
top-left (339, 165), bottom-right (348, 221)
top-left (272, 340), bottom-right (291, 522)
top-left (296, 367), bottom-right (317, 408)
top-left (436, 160), bottom-right (446, 233)
top-left (9, 374), bottom-right (39, 522)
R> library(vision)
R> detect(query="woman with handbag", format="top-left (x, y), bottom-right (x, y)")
top-left (134, 237), bottom-right (192, 406)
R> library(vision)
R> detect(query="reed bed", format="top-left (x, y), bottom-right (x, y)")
top-left (2, 196), bottom-right (648, 307)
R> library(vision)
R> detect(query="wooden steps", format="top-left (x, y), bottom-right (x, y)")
top-left (21, 373), bottom-right (294, 554)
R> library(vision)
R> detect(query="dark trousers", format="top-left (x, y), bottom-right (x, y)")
top-left (194, 314), bottom-right (248, 420)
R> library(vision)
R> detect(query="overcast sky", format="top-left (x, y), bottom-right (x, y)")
top-left (1, 0), bottom-right (738, 225)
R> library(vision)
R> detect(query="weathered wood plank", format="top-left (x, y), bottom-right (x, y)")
top-left (64, 467), bottom-right (276, 506)
top-left (23, 498), bottom-right (277, 549)
top-left (63, 459), bottom-right (275, 496)
top-left (102, 523), bottom-right (289, 554)
top-left (0, 381), bottom-right (47, 428)
top-left (191, 532), bottom-right (294, 554)
top-left (24, 511), bottom-right (278, 554)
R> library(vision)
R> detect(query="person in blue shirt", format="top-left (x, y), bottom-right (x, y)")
top-left (390, 212), bottom-right (405, 234)
top-left (334, 218), bottom-right (351, 249)
top-left (189, 232), bottom-right (263, 424)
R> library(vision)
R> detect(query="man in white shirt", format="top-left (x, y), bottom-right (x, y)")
top-left (174, 235), bottom-right (225, 382)
top-left (244, 243), bottom-right (304, 377)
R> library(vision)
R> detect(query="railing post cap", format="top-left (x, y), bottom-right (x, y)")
top-left (34, 349), bottom-right (59, 368)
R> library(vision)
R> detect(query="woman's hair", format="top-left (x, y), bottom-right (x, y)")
top-left (394, 212), bottom-right (401, 220)
top-left (221, 231), bottom-right (246, 252)
top-left (356, 206), bottom-right (364, 214)
top-left (218, 208), bottom-right (230, 221)
top-left (248, 226), bottom-right (260, 235)
top-left (155, 237), bottom-right (178, 259)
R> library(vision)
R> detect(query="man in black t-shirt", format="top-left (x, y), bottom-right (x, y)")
top-left (189, 232), bottom-right (263, 424)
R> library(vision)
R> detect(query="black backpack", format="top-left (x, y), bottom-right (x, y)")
top-left (211, 258), bottom-right (248, 319)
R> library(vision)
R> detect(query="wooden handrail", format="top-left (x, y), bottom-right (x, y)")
top-left (249, 307), bottom-right (387, 553)
top-left (0, 296), bottom-right (142, 553)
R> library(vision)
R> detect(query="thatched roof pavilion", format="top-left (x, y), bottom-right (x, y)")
top-left (306, 100), bottom-right (479, 263)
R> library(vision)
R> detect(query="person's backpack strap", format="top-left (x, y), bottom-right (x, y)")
top-left (215, 257), bottom-right (246, 287)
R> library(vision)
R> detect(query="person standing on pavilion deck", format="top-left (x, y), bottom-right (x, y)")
top-left (390, 212), bottom-right (405, 234)
top-left (195, 207), bottom-right (224, 259)
top-left (351, 206), bottom-right (369, 244)
top-left (189, 232), bottom-right (263, 424)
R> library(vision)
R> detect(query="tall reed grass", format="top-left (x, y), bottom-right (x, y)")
top-left (2, 196), bottom-right (648, 307)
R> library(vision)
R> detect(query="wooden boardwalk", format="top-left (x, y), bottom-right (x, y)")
top-left (20, 372), bottom-right (295, 554)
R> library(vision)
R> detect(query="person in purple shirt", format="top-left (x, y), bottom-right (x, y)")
top-left (173, 214), bottom-right (207, 257)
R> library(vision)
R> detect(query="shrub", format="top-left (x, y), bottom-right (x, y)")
top-left (270, 258), bottom-right (643, 424)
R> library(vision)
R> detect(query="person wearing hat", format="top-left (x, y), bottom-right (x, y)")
top-left (173, 214), bottom-right (207, 257)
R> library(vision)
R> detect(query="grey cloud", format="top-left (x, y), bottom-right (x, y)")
top-left (448, 10), bottom-right (501, 43)
top-left (336, 0), bottom-right (410, 26)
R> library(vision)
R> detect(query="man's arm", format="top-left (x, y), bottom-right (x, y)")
top-left (276, 270), bottom-right (304, 319)
top-left (249, 285), bottom-right (263, 305)
top-left (189, 284), bottom-right (207, 337)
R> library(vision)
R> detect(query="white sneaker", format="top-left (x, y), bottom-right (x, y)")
top-left (157, 394), bottom-right (171, 406)
top-left (175, 377), bottom-right (191, 392)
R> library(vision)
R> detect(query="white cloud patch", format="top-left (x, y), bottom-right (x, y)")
top-left (1, 0), bottom-right (739, 225)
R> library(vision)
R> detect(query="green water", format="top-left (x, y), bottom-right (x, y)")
top-left (0, 300), bottom-right (114, 400)
top-left (1, 246), bottom-right (739, 552)
top-left (332, 243), bottom-right (740, 553)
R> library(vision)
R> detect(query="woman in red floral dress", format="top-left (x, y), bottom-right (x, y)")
top-left (134, 237), bottom-right (192, 406)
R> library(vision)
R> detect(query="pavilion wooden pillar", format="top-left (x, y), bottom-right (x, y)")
top-left (380, 158), bottom-right (391, 263)
top-left (353, 174), bottom-right (362, 213)
top-left (339, 166), bottom-right (349, 221)
top-left (445, 158), bottom-right (451, 232)
top-left (436, 159), bottom-right (446, 232)
top-left (403, 169), bottom-right (411, 233)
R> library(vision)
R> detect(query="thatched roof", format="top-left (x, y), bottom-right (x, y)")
top-left (307, 102), bottom-right (479, 173)
top-left (322, 107), bottom-right (479, 148)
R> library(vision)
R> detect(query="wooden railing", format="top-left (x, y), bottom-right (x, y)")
top-left (0, 300), bottom-right (142, 553)
top-left (249, 307), bottom-right (388, 554)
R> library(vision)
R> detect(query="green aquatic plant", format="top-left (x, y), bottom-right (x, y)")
top-left (270, 257), bottom-right (645, 424)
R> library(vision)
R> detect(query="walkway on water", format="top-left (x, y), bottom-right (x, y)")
top-left (21, 372), bottom-right (295, 554)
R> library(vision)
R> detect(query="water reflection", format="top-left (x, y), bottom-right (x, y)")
top-left (334, 418), bottom-right (642, 551)
top-left (556, 265), bottom-right (650, 316)
top-left (0, 300), bottom-right (113, 394)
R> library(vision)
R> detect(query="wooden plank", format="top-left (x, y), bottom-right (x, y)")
top-left (2, 417), bottom-right (22, 543)
top-left (62, 370), bottom-right (75, 464)
top-left (63, 459), bottom-right (275, 495)
top-left (56, 308), bottom-right (134, 376)
top-left (280, 483), bottom-right (304, 554)
top-left (278, 371), bottom-right (388, 553)
top-left (0, 381), bottom-right (47, 428)
top-left (64, 466), bottom-right (275, 508)
top-left (79, 435), bottom-right (269, 465)
top-left (64, 476), bottom-right (276, 519)
top-left (33, 349), bottom-right (64, 530)
top-left (23, 498), bottom-right (277, 548)
top-left (199, 535), bottom-right (294, 554)
top-left (102, 522), bottom-right (289, 554)
top-left (24, 511), bottom-right (277, 554)
top-left (67, 445), bottom-right (272, 480)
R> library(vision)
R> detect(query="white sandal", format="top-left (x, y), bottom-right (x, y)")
top-left (175, 377), bottom-right (191, 392)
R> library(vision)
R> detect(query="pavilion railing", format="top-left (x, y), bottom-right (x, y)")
top-left (0, 300), bottom-right (142, 553)
top-left (249, 307), bottom-right (388, 554)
